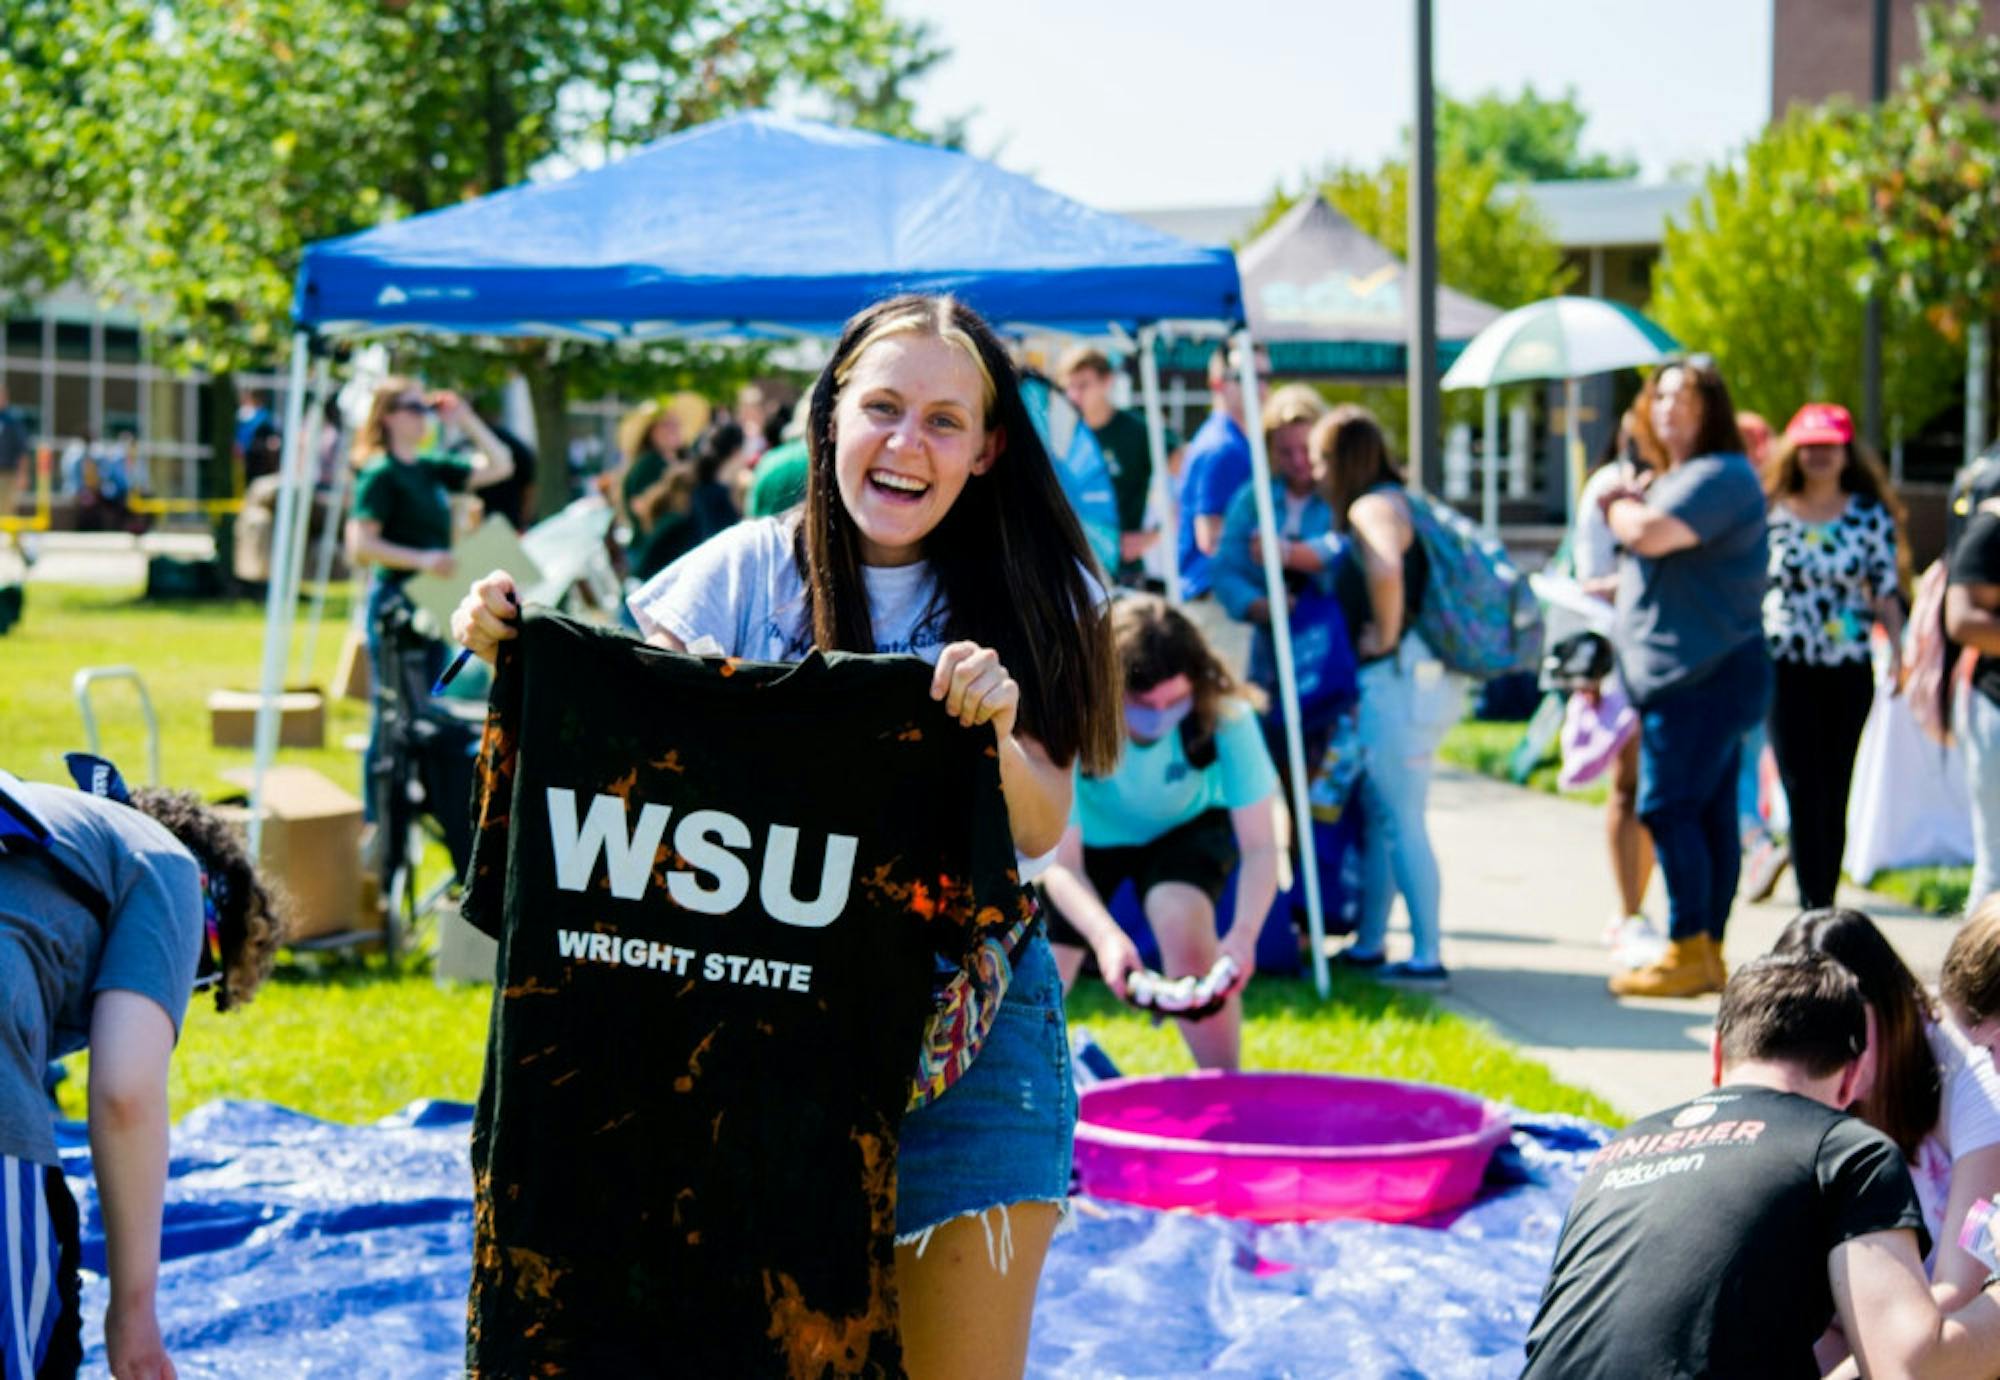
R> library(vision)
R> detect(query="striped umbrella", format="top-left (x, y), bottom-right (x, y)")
top-left (1440, 295), bottom-right (1679, 391)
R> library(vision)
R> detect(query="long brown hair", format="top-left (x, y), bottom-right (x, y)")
top-left (1104, 593), bottom-right (1262, 772)
top-left (1775, 909), bottom-right (1940, 1159)
top-left (1312, 403), bottom-right (1403, 525)
top-left (1654, 359), bottom-right (1746, 462)
top-left (799, 294), bottom-right (1120, 775)
top-left (1763, 429), bottom-right (1911, 595)
top-left (351, 376), bottom-right (421, 467)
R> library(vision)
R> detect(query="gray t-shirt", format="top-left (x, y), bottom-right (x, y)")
top-left (1613, 453), bottom-right (1769, 706)
top-left (0, 771), bottom-right (202, 1165)
top-left (627, 515), bottom-right (949, 663)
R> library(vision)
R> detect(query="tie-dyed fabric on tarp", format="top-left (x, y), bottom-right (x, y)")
top-left (59, 1102), bottom-right (1606, 1378)
top-left (461, 611), bottom-right (1029, 1377)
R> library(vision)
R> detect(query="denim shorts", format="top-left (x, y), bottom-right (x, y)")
top-left (894, 927), bottom-right (1076, 1242)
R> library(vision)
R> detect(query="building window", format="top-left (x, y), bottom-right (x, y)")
top-left (5, 318), bottom-right (42, 356)
top-left (104, 326), bottom-right (141, 365)
top-left (54, 322), bottom-right (91, 363)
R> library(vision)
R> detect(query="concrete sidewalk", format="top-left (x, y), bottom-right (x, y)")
top-left (1405, 768), bottom-right (1958, 1119)
top-left (4, 530), bottom-right (216, 587)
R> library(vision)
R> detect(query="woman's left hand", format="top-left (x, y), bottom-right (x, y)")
top-left (429, 389), bottom-right (466, 422)
top-left (931, 642), bottom-right (1021, 742)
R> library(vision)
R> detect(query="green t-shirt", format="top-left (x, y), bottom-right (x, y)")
top-left (351, 451), bottom-right (471, 562)
top-left (1091, 408), bottom-right (1154, 536)
top-left (620, 448), bottom-right (670, 533)
top-left (747, 438), bottom-right (810, 518)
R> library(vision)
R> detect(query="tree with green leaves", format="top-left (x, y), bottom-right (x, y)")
top-left (1861, 1), bottom-right (2000, 335)
top-left (1652, 104), bottom-right (1960, 437)
top-left (1436, 84), bottom-right (1639, 183)
top-left (0, 0), bottom-right (953, 512)
top-left (1852, 1), bottom-right (2000, 457)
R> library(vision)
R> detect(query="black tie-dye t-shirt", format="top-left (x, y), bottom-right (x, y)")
top-left (461, 611), bottom-right (1030, 1378)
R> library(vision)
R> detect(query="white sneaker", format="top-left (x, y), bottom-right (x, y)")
top-left (1612, 915), bottom-right (1668, 970)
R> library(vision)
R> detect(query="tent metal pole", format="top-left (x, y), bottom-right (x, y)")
top-left (247, 332), bottom-right (314, 857)
top-left (284, 357), bottom-right (332, 681)
top-left (1481, 386), bottom-right (1500, 537)
top-left (299, 393), bottom-right (350, 683)
top-left (1564, 376), bottom-right (1584, 526)
top-left (1237, 328), bottom-right (1330, 999)
top-left (1136, 325), bottom-right (1181, 602)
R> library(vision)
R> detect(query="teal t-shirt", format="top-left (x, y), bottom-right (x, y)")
top-left (352, 450), bottom-right (471, 558)
top-left (1074, 699), bottom-right (1277, 848)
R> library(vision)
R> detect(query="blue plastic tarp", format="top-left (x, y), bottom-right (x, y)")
top-left (294, 113), bottom-right (1243, 341)
top-left (59, 1100), bottom-right (1601, 1378)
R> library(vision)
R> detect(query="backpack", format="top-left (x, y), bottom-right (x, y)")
top-left (1404, 491), bottom-right (1545, 680)
top-left (0, 764), bottom-right (113, 923)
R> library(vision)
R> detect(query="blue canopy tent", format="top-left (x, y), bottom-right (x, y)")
top-left (257, 112), bottom-right (1333, 992)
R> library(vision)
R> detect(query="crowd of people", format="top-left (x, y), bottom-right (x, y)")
top-left (1559, 360), bottom-right (1956, 1003)
top-left (25, 278), bottom-right (2000, 1377)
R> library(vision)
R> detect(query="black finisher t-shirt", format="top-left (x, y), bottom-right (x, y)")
top-left (1524, 1085), bottom-right (1926, 1380)
top-left (461, 611), bottom-right (1029, 1378)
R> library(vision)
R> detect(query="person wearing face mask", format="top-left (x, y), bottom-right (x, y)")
top-left (1761, 403), bottom-right (1908, 913)
top-left (1039, 594), bottom-right (1280, 1072)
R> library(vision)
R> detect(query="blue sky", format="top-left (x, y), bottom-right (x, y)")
top-left (907, 0), bottom-right (1772, 208)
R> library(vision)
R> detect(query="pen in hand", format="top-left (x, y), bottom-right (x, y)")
top-left (433, 589), bottom-right (519, 695)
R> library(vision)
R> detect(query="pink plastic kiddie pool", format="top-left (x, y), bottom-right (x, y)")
top-left (1073, 1072), bottom-right (1512, 1223)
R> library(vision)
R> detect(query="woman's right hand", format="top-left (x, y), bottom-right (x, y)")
top-left (450, 570), bottom-right (520, 665)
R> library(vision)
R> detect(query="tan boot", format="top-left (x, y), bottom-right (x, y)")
top-left (1704, 936), bottom-right (1728, 993)
top-left (1609, 937), bottom-right (1716, 999)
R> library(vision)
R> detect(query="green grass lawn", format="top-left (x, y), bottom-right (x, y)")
top-left (16, 580), bottom-right (1618, 1129)
top-left (1442, 715), bottom-right (1971, 915)
top-left (2, 581), bottom-right (371, 796)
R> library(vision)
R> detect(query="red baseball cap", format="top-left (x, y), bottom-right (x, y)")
top-left (1784, 402), bottom-right (1854, 447)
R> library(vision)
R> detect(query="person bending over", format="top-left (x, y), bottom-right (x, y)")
top-left (1040, 594), bottom-right (1279, 1071)
top-left (0, 763), bottom-right (284, 1380)
top-left (1525, 950), bottom-right (2000, 1379)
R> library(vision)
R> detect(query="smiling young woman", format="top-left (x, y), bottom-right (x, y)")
top-left (452, 293), bottom-right (1119, 1378)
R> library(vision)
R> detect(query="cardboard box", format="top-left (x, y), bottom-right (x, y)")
top-left (213, 766), bottom-right (367, 941)
top-left (209, 686), bottom-right (325, 749)
top-left (332, 626), bottom-right (370, 703)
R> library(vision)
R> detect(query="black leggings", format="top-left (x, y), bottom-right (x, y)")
top-left (1767, 659), bottom-right (1876, 910)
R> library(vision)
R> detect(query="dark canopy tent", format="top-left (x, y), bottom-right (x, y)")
top-left (259, 111), bottom-right (1336, 993)
top-left (1154, 197), bottom-right (1502, 378)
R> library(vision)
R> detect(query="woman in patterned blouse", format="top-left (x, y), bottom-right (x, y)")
top-left (1761, 402), bottom-right (1908, 910)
